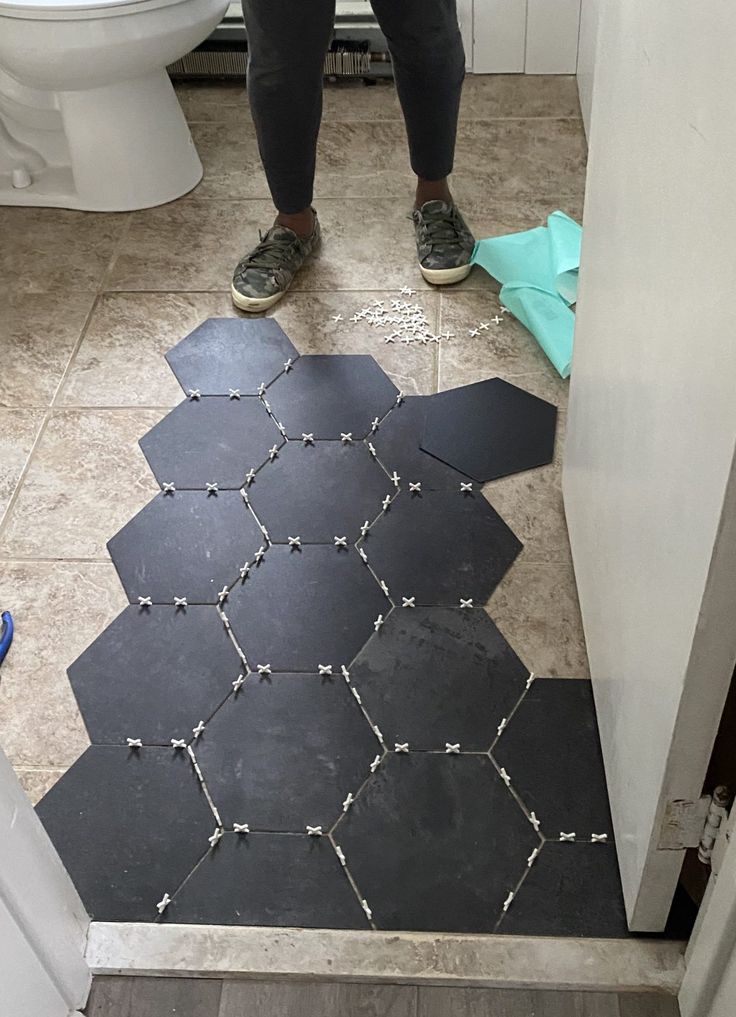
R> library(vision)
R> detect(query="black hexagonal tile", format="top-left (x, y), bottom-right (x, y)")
top-left (165, 318), bottom-right (299, 396)
top-left (139, 397), bottom-right (281, 490)
top-left (227, 544), bottom-right (387, 671)
top-left (362, 490), bottom-right (522, 606)
top-left (497, 842), bottom-right (628, 937)
top-left (350, 607), bottom-right (529, 751)
top-left (108, 490), bottom-right (263, 604)
top-left (164, 832), bottom-right (367, 927)
top-left (493, 678), bottom-right (613, 839)
top-left (196, 673), bottom-right (378, 830)
top-left (421, 379), bottom-right (557, 482)
top-left (373, 397), bottom-right (470, 490)
top-left (266, 355), bottom-right (399, 439)
top-left (246, 441), bottom-right (392, 543)
top-left (336, 754), bottom-right (538, 932)
top-left (36, 746), bottom-right (214, 922)
top-left (68, 605), bottom-right (241, 745)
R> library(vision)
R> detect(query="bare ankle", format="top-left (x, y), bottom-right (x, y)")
top-left (276, 207), bottom-right (316, 238)
top-left (415, 178), bottom-right (453, 209)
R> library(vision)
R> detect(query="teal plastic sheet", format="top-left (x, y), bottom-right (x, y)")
top-left (470, 210), bottom-right (582, 378)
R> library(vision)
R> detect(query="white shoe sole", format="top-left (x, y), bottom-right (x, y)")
top-left (419, 263), bottom-right (473, 286)
top-left (230, 285), bottom-right (286, 313)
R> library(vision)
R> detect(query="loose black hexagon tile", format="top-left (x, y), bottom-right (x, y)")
top-left (227, 544), bottom-right (387, 671)
top-left (35, 745), bottom-right (214, 922)
top-left (246, 441), bottom-right (392, 543)
top-left (421, 378), bottom-right (557, 482)
top-left (493, 678), bottom-right (613, 839)
top-left (497, 842), bottom-right (629, 937)
top-left (108, 490), bottom-right (263, 604)
top-left (68, 605), bottom-right (241, 745)
top-left (350, 607), bottom-right (529, 751)
top-left (373, 397), bottom-right (471, 490)
top-left (196, 673), bottom-right (378, 830)
top-left (165, 318), bottom-right (299, 396)
top-left (165, 832), bottom-right (366, 927)
top-left (266, 355), bottom-right (399, 439)
top-left (362, 490), bottom-right (522, 606)
top-left (336, 754), bottom-right (538, 932)
top-left (139, 397), bottom-right (281, 490)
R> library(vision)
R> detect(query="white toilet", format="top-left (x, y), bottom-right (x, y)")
top-left (0, 0), bottom-right (228, 210)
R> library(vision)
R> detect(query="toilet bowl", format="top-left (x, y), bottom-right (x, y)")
top-left (0, 0), bottom-right (228, 210)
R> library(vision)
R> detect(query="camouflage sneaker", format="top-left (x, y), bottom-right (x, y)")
top-left (231, 214), bottom-right (321, 312)
top-left (412, 200), bottom-right (475, 285)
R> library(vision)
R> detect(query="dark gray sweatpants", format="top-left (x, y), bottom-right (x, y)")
top-left (241, 0), bottom-right (466, 213)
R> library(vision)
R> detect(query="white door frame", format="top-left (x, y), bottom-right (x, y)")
top-left (0, 748), bottom-right (91, 1017)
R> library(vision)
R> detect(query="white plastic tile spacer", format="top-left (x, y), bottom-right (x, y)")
top-left (340, 433), bottom-right (353, 444)
top-left (360, 521), bottom-right (370, 537)
top-left (497, 717), bottom-right (508, 736)
top-left (257, 663), bottom-right (272, 675)
top-left (126, 738), bottom-right (142, 749)
top-left (233, 822), bottom-right (250, 834)
top-left (174, 596), bottom-right (187, 608)
top-left (302, 433), bottom-right (315, 445)
top-left (384, 335), bottom-right (396, 344)
top-left (591, 833), bottom-right (609, 843)
top-left (335, 845), bottom-right (347, 866)
top-left (560, 832), bottom-right (576, 842)
top-left (382, 495), bottom-right (392, 511)
top-left (500, 306), bottom-right (509, 314)
top-left (373, 614), bottom-right (384, 632)
top-left (445, 743), bottom-right (460, 754)
top-left (390, 472), bottom-right (400, 487)
top-left (262, 399), bottom-right (272, 413)
top-left (341, 665), bottom-right (351, 683)
top-left (188, 389), bottom-right (201, 400)
top-left (527, 846), bottom-right (540, 867)
top-left (491, 314), bottom-right (503, 325)
top-left (499, 767), bottom-right (512, 787)
top-left (478, 322), bottom-right (490, 331)
top-left (284, 358), bottom-right (294, 372)
top-left (370, 755), bottom-right (381, 772)
top-left (228, 388), bottom-right (241, 399)
top-left (342, 793), bottom-right (355, 812)
top-left (358, 547), bottom-right (369, 564)
top-left (206, 482), bottom-right (218, 494)
top-left (502, 891), bottom-right (514, 912)
top-left (351, 687), bottom-right (363, 705)
top-left (162, 483), bottom-right (175, 494)
top-left (171, 738), bottom-right (187, 749)
top-left (232, 674), bottom-right (246, 692)
top-left (529, 811), bottom-right (541, 832)
top-left (137, 596), bottom-right (152, 608)
top-left (370, 417), bottom-right (380, 433)
top-left (254, 546), bottom-right (266, 564)
top-left (208, 828), bottom-right (223, 848)
top-left (468, 328), bottom-right (480, 337)
top-left (277, 423), bottom-right (287, 437)
top-left (192, 720), bottom-right (206, 739)
top-left (361, 899), bottom-right (373, 920)
top-left (409, 482), bottom-right (422, 493)
top-left (402, 597), bottom-right (415, 608)
top-left (239, 563), bottom-right (250, 580)
top-left (268, 445), bottom-right (279, 461)
top-left (460, 482), bottom-right (473, 493)
top-left (396, 392), bottom-right (404, 405)
top-left (459, 598), bottom-right (473, 608)
top-left (258, 382), bottom-right (267, 396)
top-left (394, 743), bottom-right (409, 753)
top-left (379, 580), bottom-right (390, 598)
top-left (367, 442), bottom-right (377, 458)
top-left (218, 587), bottom-right (229, 602)
top-left (373, 725), bottom-right (383, 741)
top-left (156, 893), bottom-right (171, 914)
top-left (245, 468), bottom-right (256, 486)
top-left (288, 536), bottom-right (302, 548)
top-left (331, 314), bottom-right (344, 323)
top-left (306, 825), bottom-right (323, 836)
top-left (318, 664), bottom-right (333, 675)
top-left (525, 672), bottom-right (536, 690)
top-left (334, 536), bottom-right (348, 548)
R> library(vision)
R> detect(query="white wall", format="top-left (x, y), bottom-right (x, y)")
top-left (576, 0), bottom-right (600, 134)
top-left (564, 0), bottom-right (736, 929)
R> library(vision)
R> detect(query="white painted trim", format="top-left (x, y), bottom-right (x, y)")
top-left (525, 0), bottom-right (582, 73)
top-left (473, 0), bottom-right (527, 74)
top-left (0, 749), bottom-right (91, 1013)
top-left (87, 922), bottom-right (685, 994)
top-left (457, 0), bottom-right (474, 71)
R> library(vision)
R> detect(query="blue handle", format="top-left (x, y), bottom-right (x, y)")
top-left (0, 611), bottom-right (13, 665)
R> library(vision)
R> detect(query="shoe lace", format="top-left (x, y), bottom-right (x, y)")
top-left (240, 229), bottom-right (299, 271)
top-left (413, 207), bottom-right (464, 250)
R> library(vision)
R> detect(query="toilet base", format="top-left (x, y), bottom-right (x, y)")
top-left (0, 69), bottom-right (203, 211)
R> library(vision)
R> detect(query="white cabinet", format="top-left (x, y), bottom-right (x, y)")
top-left (471, 0), bottom-right (581, 74)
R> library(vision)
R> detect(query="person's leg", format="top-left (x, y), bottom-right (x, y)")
top-left (369, 0), bottom-right (465, 207)
top-left (232, 0), bottom-right (334, 310)
top-left (242, 0), bottom-right (334, 226)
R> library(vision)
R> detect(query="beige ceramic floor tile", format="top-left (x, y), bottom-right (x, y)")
top-left (263, 290), bottom-right (438, 395)
top-left (0, 206), bottom-right (129, 293)
top-left (15, 767), bottom-right (65, 805)
top-left (484, 462), bottom-right (570, 564)
top-left (59, 292), bottom-right (236, 407)
top-left (2, 293), bottom-right (95, 408)
top-left (0, 409), bottom-right (44, 522)
top-left (0, 409), bottom-right (163, 560)
top-left (175, 80), bottom-right (248, 122)
top-left (188, 121), bottom-right (269, 200)
top-left (486, 552), bottom-right (590, 678)
top-left (460, 74), bottom-right (582, 119)
top-left (0, 561), bottom-right (127, 769)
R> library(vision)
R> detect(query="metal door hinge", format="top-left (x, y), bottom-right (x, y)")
top-left (658, 787), bottom-right (731, 859)
top-left (710, 803), bottom-right (734, 876)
